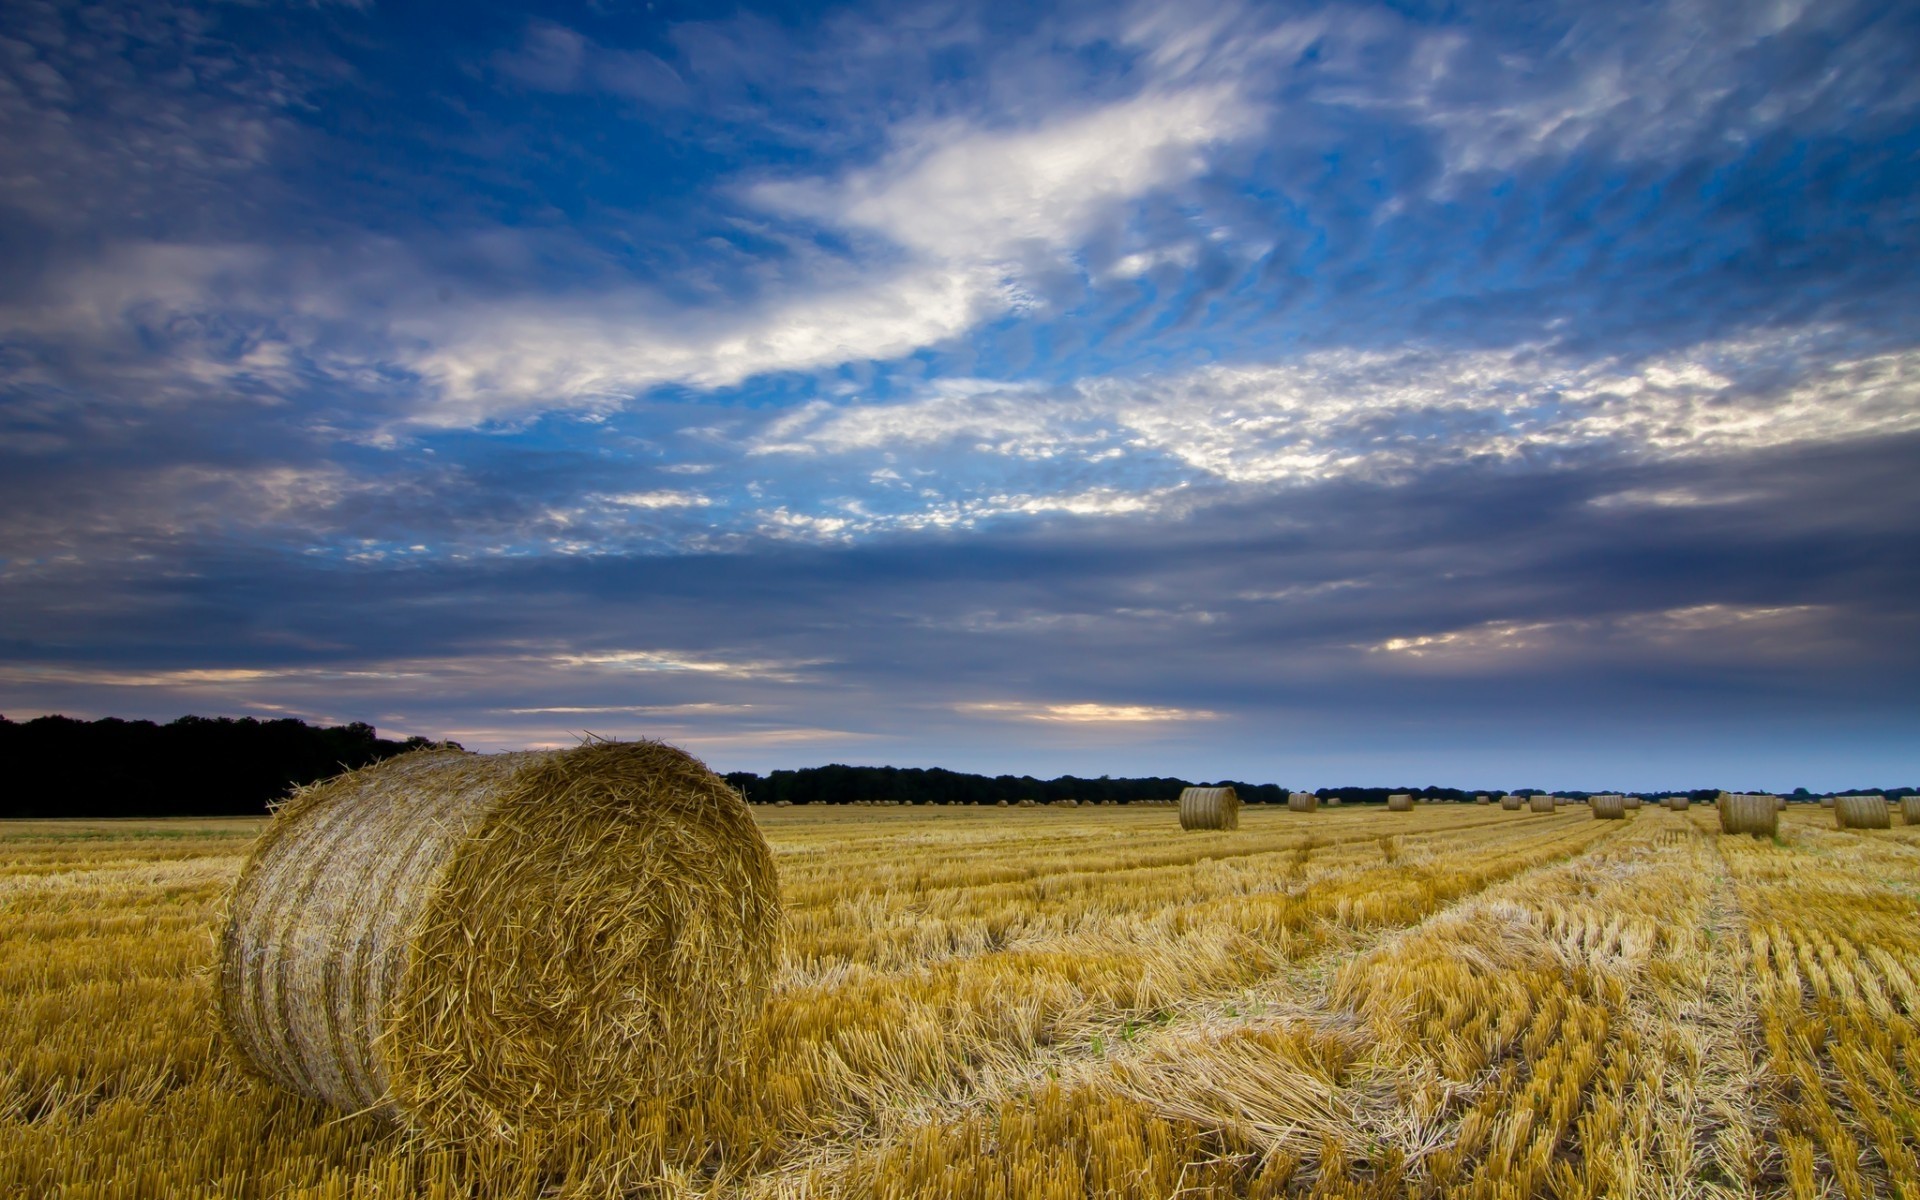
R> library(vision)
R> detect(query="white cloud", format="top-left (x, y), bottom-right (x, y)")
top-left (957, 701), bottom-right (1218, 723)
top-left (596, 489), bottom-right (715, 509)
top-left (747, 328), bottom-right (1920, 489)
top-left (1366, 603), bottom-right (1830, 669)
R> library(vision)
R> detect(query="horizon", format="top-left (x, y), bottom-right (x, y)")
top-left (2, 0), bottom-right (1916, 791)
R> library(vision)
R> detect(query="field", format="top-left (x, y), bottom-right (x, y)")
top-left (3, 802), bottom-right (1918, 1198)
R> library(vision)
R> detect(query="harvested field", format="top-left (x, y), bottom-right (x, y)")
top-left (4, 803), bottom-right (1919, 1197)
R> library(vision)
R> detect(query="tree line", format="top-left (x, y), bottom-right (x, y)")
top-left (0, 714), bottom-right (446, 818)
top-left (1, 714), bottom-right (1908, 817)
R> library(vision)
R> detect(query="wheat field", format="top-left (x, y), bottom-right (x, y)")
top-left (3, 803), bottom-right (1917, 1198)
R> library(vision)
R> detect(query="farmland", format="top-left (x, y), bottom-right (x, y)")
top-left (3, 803), bottom-right (1918, 1198)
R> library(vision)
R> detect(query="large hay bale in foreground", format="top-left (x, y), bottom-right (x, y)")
top-left (1386, 793), bottom-right (1413, 812)
top-left (1528, 794), bottom-right (1555, 814)
top-left (1179, 786), bottom-right (1239, 831)
top-left (1591, 794), bottom-right (1626, 820)
top-left (1717, 792), bottom-right (1777, 836)
top-left (217, 741), bottom-right (779, 1144)
top-left (1499, 794), bottom-right (1523, 811)
top-left (1834, 794), bottom-right (1890, 830)
top-left (1287, 791), bottom-right (1319, 813)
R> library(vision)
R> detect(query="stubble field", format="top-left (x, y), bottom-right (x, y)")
top-left (3, 802), bottom-right (1917, 1198)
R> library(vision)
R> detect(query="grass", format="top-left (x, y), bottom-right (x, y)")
top-left (1, 804), bottom-right (1916, 1197)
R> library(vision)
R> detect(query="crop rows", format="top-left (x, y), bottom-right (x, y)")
top-left (1, 804), bottom-right (1915, 1197)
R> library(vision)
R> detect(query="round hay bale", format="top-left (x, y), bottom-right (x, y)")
top-left (1017, 798), bottom-right (1037, 807)
top-left (1385, 793), bottom-right (1413, 812)
top-left (1287, 791), bottom-right (1319, 813)
top-left (1499, 794), bottom-right (1523, 811)
top-left (1717, 792), bottom-right (1777, 836)
top-left (1901, 796), bottom-right (1920, 824)
top-left (1528, 794), bottom-right (1554, 814)
top-left (1325, 796), bottom-right (1341, 807)
top-left (1179, 786), bottom-right (1239, 831)
top-left (1591, 794), bottom-right (1626, 820)
top-left (1474, 794), bottom-right (1490, 805)
top-left (1623, 795), bottom-right (1642, 810)
top-left (1819, 796), bottom-right (1835, 808)
top-left (1834, 794), bottom-right (1890, 830)
top-left (1666, 796), bottom-right (1689, 812)
top-left (996, 798), bottom-right (1009, 807)
top-left (217, 741), bottom-right (779, 1145)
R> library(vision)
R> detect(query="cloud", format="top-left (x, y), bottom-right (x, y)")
top-left (1366, 603), bottom-right (1833, 670)
top-left (957, 701), bottom-right (1218, 722)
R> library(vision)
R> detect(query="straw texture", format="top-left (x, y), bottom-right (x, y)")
top-left (1903, 797), bottom-right (1920, 824)
top-left (1717, 792), bottom-right (1777, 836)
top-left (1834, 794), bottom-right (1890, 830)
top-left (1591, 795), bottom-right (1626, 820)
top-left (216, 741), bottom-right (780, 1145)
top-left (1178, 786), bottom-right (1239, 831)
top-left (1386, 793), bottom-right (1413, 812)
top-left (1287, 791), bottom-right (1319, 813)
top-left (1528, 794), bottom-right (1555, 814)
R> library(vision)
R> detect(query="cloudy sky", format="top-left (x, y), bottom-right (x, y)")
top-left (3, 0), bottom-right (1916, 789)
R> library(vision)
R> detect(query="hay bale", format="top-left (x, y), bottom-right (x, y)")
top-left (1474, 794), bottom-right (1490, 804)
top-left (1717, 792), bottom-right (1778, 836)
top-left (1016, 798), bottom-right (1037, 807)
top-left (1499, 794), bottom-right (1523, 811)
top-left (217, 741), bottom-right (779, 1145)
top-left (1179, 786), bottom-right (1239, 831)
top-left (1819, 796), bottom-right (1835, 808)
top-left (1591, 794), bottom-right (1626, 820)
top-left (1325, 796), bottom-right (1341, 806)
top-left (1666, 796), bottom-right (1689, 811)
top-left (1287, 791), bottom-right (1319, 813)
top-left (1528, 794), bottom-right (1555, 814)
top-left (1623, 795), bottom-right (1642, 810)
top-left (1901, 796), bottom-right (1920, 824)
top-left (996, 798), bottom-right (1009, 806)
top-left (1386, 793), bottom-right (1413, 812)
top-left (1834, 794), bottom-right (1890, 830)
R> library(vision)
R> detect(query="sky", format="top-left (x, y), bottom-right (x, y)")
top-left (1, 0), bottom-right (1917, 790)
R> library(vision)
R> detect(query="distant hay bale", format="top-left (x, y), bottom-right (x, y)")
top-left (996, 798), bottom-right (1009, 807)
top-left (1528, 794), bottom-right (1555, 814)
top-left (1287, 791), bottom-right (1319, 813)
top-left (1016, 798), bottom-right (1037, 807)
top-left (1834, 794), bottom-right (1890, 830)
top-left (1820, 796), bottom-right (1835, 808)
top-left (1475, 794), bottom-right (1490, 804)
top-left (1623, 795), bottom-right (1642, 810)
top-left (1179, 786), bottom-right (1239, 831)
top-left (1902, 797), bottom-right (1920, 824)
top-left (1592, 794), bottom-right (1626, 820)
top-left (216, 741), bottom-right (779, 1145)
top-left (1717, 792), bottom-right (1778, 836)
top-left (1386, 793), bottom-right (1413, 812)
top-left (1500, 794), bottom-right (1524, 811)
top-left (1666, 796), bottom-right (1689, 811)
top-left (1325, 796), bottom-right (1341, 806)
top-left (774, 799), bottom-right (792, 807)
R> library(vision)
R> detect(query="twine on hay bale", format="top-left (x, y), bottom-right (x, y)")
top-left (1591, 794), bottom-right (1627, 820)
top-left (1386, 793), bottom-right (1413, 812)
top-left (1528, 794), bottom-right (1555, 814)
top-left (1287, 791), bottom-right (1319, 813)
top-left (216, 740), bottom-right (779, 1146)
top-left (1179, 786), bottom-right (1239, 831)
top-left (1717, 792), bottom-right (1777, 836)
top-left (1499, 794), bottom-right (1524, 811)
top-left (1834, 794), bottom-right (1890, 830)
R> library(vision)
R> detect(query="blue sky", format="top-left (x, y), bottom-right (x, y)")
top-left (2, 0), bottom-right (1917, 789)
